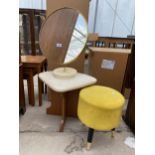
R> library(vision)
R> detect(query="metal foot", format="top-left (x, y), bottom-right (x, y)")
top-left (86, 142), bottom-right (92, 151)
top-left (86, 128), bottom-right (94, 150)
top-left (59, 120), bottom-right (65, 132)
top-left (111, 128), bottom-right (115, 138)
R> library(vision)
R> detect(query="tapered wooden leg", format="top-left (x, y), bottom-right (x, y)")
top-left (44, 61), bottom-right (47, 94)
top-left (27, 70), bottom-right (35, 106)
top-left (19, 65), bottom-right (26, 114)
top-left (86, 128), bottom-right (94, 150)
top-left (41, 67), bottom-right (44, 94)
top-left (59, 93), bottom-right (66, 132)
top-left (111, 128), bottom-right (115, 138)
top-left (38, 77), bottom-right (43, 106)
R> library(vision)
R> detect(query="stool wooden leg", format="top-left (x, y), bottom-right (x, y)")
top-left (27, 70), bottom-right (35, 106)
top-left (44, 61), bottom-right (47, 94)
top-left (86, 128), bottom-right (94, 150)
top-left (111, 128), bottom-right (115, 138)
top-left (38, 77), bottom-right (42, 106)
top-left (41, 67), bottom-right (44, 94)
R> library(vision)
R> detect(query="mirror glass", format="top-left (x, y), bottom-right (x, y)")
top-left (64, 13), bottom-right (87, 63)
top-left (39, 8), bottom-right (88, 64)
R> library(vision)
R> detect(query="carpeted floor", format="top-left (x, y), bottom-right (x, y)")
top-left (19, 75), bottom-right (135, 155)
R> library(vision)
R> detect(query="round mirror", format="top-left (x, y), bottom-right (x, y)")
top-left (39, 7), bottom-right (88, 65)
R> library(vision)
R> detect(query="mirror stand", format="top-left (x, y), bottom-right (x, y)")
top-left (52, 67), bottom-right (77, 78)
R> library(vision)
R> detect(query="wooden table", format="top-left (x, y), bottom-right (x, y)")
top-left (39, 71), bottom-right (97, 132)
top-left (21, 55), bottom-right (47, 106)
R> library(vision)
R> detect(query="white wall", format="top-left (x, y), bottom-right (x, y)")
top-left (19, 0), bottom-right (46, 10)
top-left (88, 0), bottom-right (135, 37)
top-left (88, 0), bottom-right (97, 33)
top-left (19, 0), bottom-right (135, 37)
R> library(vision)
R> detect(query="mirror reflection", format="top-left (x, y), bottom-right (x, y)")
top-left (39, 8), bottom-right (88, 64)
top-left (64, 13), bottom-right (87, 63)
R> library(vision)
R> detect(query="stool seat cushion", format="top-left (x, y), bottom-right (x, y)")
top-left (80, 85), bottom-right (124, 110)
top-left (78, 85), bottom-right (125, 130)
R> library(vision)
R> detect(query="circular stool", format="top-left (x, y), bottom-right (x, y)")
top-left (78, 85), bottom-right (125, 150)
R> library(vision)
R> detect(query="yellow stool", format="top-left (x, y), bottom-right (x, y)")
top-left (78, 85), bottom-right (125, 150)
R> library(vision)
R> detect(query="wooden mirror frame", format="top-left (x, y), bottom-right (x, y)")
top-left (39, 7), bottom-right (88, 67)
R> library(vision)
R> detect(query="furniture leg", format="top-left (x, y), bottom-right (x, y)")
top-left (111, 128), bottom-right (115, 138)
top-left (45, 84), bottom-right (47, 94)
top-left (44, 61), bottom-right (47, 94)
top-left (19, 79), bottom-right (26, 114)
top-left (41, 66), bottom-right (44, 93)
top-left (19, 65), bottom-right (26, 114)
top-left (86, 128), bottom-right (94, 150)
top-left (37, 65), bottom-right (43, 106)
top-left (59, 93), bottom-right (66, 132)
top-left (38, 77), bottom-right (43, 106)
top-left (27, 70), bottom-right (35, 106)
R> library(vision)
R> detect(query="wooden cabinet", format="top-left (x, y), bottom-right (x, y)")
top-left (89, 47), bottom-right (131, 92)
top-left (125, 80), bottom-right (135, 133)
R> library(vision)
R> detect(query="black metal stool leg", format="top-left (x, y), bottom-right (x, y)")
top-left (86, 128), bottom-right (94, 150)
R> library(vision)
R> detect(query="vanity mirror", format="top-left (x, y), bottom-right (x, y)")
top-left (39, 7), bottom-right (88, 65)
top-left (39, 7), bottom-right (88, 78)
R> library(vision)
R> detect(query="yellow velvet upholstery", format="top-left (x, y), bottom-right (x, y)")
top-left (78, 85), bottom-right (125, 131)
